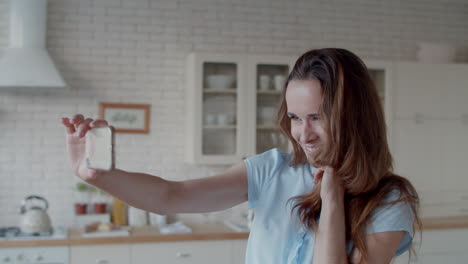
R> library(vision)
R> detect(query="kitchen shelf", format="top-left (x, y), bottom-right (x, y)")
top-left (256, 125), bottom-right (278, 130)
top-left (257, 90), bottom-right (282, 95)
top-left (203, 89), bottom-right (238, 94)
top-left (203, 125), bottom-right (237, 130)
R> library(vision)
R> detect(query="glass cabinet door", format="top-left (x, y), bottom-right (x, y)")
top-left (366, 60), bottom-right (393, 148)
top-left (253, 61), bottom-right (291, 154)
top-left (202, 62), bottom-right (238, 155)
top-left (186, 53), bottom-right (246, 165)
top-left (369, 69), bottom-right (386, 107)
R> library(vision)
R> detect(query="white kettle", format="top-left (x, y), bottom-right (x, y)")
top-left (19, 195), bottom-right (52, 234)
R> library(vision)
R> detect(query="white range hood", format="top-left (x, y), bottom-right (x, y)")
top-left (0, 0), bottom-right (66, 88)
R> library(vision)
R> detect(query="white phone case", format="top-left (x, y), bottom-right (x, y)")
top-left (85, 126), bottom-right (115, 171)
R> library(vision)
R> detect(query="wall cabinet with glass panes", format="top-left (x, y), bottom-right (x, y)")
top-left (185, 53), bottom-right (392, 165)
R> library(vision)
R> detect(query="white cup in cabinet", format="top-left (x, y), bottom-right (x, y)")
top-left (259, 75), bottom-right (271, 90)
top-left (273, 75), bottom-right (286, 91)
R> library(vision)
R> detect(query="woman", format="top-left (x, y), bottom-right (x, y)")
top-left (61, 48), bottom-right (420, 263)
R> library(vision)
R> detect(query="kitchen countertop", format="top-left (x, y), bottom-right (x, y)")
top-left (0, 221), bottom-right (248, 248)
top-left (1, 216), bottom-right (468, 248)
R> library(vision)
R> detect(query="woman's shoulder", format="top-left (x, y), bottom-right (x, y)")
top-left (247, 148), bottom-right (292, 165)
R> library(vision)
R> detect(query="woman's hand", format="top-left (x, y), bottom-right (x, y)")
top-left (313, 166), bottom-right (345, 202)
top-left (61, 114), bottom-right (109, 181)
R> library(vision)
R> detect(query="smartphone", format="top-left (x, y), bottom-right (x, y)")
top-left (85, 126), bottom-right (115, 171)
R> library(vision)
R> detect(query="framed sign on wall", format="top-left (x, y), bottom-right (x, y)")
top-left (99, 103), bottom-right (151, 134)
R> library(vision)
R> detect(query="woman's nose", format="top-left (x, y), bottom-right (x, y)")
top-left (300, 122), bottom-right (318, 142)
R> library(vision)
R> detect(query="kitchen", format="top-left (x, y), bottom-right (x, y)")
top-left (1, 0), bottom-right (468, 263)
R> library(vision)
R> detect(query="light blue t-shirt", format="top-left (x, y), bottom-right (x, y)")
top-left (243, 148), bottom-right (414, 264)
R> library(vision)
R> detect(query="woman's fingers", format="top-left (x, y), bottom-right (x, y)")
top-left (76, 118), bottom-right (94, 138)
top-left (313, 169), bottom-right (324, 184)
top-left (61, 114), bottom-right (109, 137)
top-left (61, 117), bottom-right (76, 135)
top-left (71, 114), bottom-right (85, 125)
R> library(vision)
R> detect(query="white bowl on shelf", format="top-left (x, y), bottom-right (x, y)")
top-left (206, 74), bottom-right (235, 89)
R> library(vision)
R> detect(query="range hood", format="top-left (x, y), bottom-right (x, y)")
top-left (0, 0), bottom-right (66, 88)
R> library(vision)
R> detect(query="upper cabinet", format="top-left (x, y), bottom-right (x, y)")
top-left (365, 60), bottom-right (394, 148)
top-left (185, 53), bottom-right (393, 165)
top-left (185, 53), bottom-right (294, 165)
top-left (246, 55), bottom-right (295, 156)
top-left (394, 62), bottom-right (468, 120)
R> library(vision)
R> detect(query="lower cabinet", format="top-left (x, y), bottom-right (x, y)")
top-left (231, 240), bottom-right (248, 264)
top-left (70, 244), bottom-right (131, 264)
top-left (69, 240), bottom-right (247, 264)
top-left (131, 240), bottom-right (244, 264)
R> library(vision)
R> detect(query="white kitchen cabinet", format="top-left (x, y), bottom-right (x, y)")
top-left (366, 60), bottom-right (395, 148)
top-left (440, 120), bottom-right (468, 191)
top-left (130, 240), bottom-right (233, 264)
top-left (186, 53), bottom-right (393, 165)
top-left (392, 59), bottom-right (468, 215)
top-left (231, 239), bottom-right (247, 264)
top-left (440, 64), bottom-right (468, 119)
top-left (70, 244), bottom-right (130, 264)
top-left (394, 62), bottom-right (468, 120)
top-left (392, 119), bottom-right (442, 201)
top-left (392, 229), bottom-right (468, 263)
top-left (393, 118), bottom-right (468, 217)
top-left (185, 53), bottom-right (294, 165)
top-left (394, 63), bottom-right (444, 120)
top-left (245, 55), bottom-right (295, 156)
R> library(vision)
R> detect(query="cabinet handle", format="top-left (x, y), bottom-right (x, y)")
top-left (96, 259), bottom-right (109, 264)
top-left (176, 252), bottom-right (191, 258)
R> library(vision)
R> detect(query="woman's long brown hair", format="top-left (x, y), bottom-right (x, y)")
top-left (278, 48), bottom-right (421, 263)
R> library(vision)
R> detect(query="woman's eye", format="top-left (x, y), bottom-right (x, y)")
top-left (289, 115), bottom-right (299, 121)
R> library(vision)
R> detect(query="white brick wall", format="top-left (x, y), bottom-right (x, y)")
top-left (0, 0), bottom-right (467, 227)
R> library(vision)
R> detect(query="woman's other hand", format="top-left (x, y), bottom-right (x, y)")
top-left (313, 167), bottom-right (345, 202)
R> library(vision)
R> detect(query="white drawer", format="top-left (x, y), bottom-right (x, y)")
top-left (70, 244), bottom-right (130, 264)
top-left (131, 241), bottom-right (232, 264)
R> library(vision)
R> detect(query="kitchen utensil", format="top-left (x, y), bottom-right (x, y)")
top-left (128, 206), bottom-right (148, 227)
top-left (259, 75), bottom-right (271, 90)
top-left (111, 198), bottom-right (127, 225)
top-left (259, 106), bottom-right (276, 125)
top-left (273, 75), bottom-right (286, 91)
top-left (205, 113), bottom-right (217, 125)
top-left (19, 195), bottom-right (52, 234)
top-left (206, 74), bottom-right (234, 89)
top-left (149, 213), bottom-right (167, 227)
top-left (217, 113), bottom-right (229, 125)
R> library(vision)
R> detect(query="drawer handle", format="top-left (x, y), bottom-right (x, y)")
top-left (96, 259), bottom-right (109, 264)
top-left (176, 252), bottom-right (191, 258)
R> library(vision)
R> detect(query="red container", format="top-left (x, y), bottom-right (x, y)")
top-left (74, 203), bottom-right (87, 215)
top-left (93, 203), bottom-right (107, 214)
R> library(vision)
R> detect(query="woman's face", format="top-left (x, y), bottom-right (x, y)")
top-left (286, 79), bottom-right (328, 162)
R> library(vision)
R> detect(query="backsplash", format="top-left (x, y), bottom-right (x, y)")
top-left (0, 0), bottom-right (467, 227)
